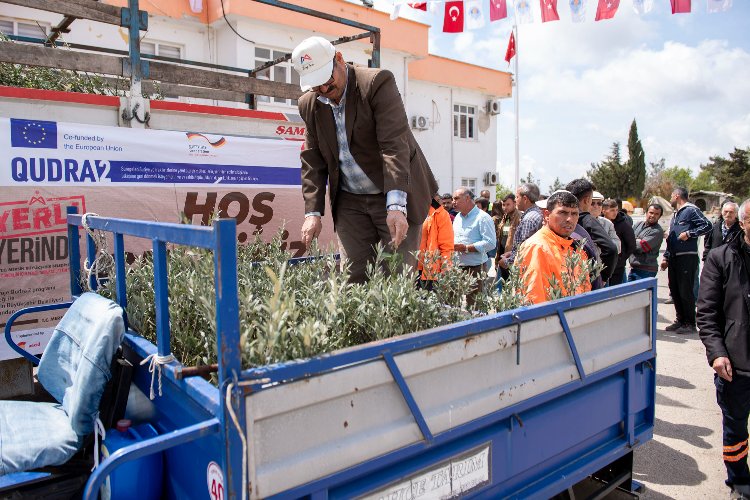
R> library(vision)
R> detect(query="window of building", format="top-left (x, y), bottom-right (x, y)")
top-left (453, 104), bottom-right (476, 140)
top-left (0, 18), bottom-right (49, 38)
top-left (254, 46), bottom-right (299, 107)
top-left (141, 41), bottom-right (182, 60)
top-left (461, 178), bottom-right (477, 193)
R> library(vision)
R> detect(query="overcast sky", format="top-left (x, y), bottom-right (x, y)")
top-left (371, 1), bottom-right (749, 194)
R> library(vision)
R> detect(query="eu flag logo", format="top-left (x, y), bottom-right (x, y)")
top-left (10, 119), bottom-right (58, 149)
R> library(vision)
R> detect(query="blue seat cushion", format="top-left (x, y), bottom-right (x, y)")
top-left (38, 292), bottom-right (124, 437)
top-left (0, 400), bottom-right (82, 475)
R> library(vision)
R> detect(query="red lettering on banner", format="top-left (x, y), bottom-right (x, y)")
top-left (0, 193), bottom-right (85, 238)
top-left (12, 208), bottom-right (30, 231)
top-left (275, 125), bottom-right (306, 137)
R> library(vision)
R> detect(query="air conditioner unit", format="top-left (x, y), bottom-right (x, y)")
top-left (486, 99), bottom-right (501, 116)
top-left (411, 115), bottom-right (429, 130)
top-left (483, 171), bottom-right (498, 185)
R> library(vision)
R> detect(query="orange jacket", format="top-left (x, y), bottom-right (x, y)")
top-left (516, 226), bottom-right (591, 305)
top-left (417, 205), bottom-right (454, 280)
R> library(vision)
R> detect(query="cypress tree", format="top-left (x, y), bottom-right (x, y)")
top-left (627, 119), bottom-right (646, 198)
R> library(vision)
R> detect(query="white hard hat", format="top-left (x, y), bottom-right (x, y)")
top-left (291, 37), bottom-right (336, 92)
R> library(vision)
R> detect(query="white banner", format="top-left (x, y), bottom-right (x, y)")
top-left (0, 119), bottom-right (333, 361)
top-left (0, 118), bottom-right (301, 188)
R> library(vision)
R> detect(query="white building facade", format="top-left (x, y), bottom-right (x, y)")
top-left (1, 0), bottom-right (511, 195)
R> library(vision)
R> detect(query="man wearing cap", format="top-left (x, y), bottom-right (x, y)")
top-left (292, 36), bottom-right (437, 283)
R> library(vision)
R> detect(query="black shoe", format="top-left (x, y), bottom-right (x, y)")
top-left (677, 324), bottom-right (697, 335)
top-left (665, 322), bottom-right (682, 331)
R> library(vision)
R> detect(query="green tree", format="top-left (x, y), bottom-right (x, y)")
top-left (700, 148), bottom-right (750, 198)
top-left (642, 158), bottom-right (670, 199)
top-left (548, 177), bottom-right (564, 194)
top-left (520, 172), bottom-right (541, 186)
top-left (691, 168), bottom-right (718, 192)
top-left (495, 183), bottom-right (513, 200)
top-left (642, 158), bottom-right (695, 200)
top-left (588, 142), bottom-right (629, 198)
top-left (626, 119), bottom-right (646, 199)
top-left (663, 166), bottom-right (694, 190)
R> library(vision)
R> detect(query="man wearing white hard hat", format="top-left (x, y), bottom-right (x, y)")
top-left (292, 36), bottom-right (438, 283)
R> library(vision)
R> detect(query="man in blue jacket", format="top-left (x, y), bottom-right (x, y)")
top-left (660, 187), bottom-right (712, 334)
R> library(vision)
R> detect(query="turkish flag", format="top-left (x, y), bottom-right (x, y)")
top-left (408, 2), bottom-right (427, 10)
top-left (443, 1), bottom-right (464, 33)
top-left (540, 0), bottom-right (560, 22)
top-left (671, 0), bottom-right (691, 13)
top-left (505, 31), bottom-right (516, 64)
top-left (490, 0), bottom-right (508, 21)
top-left (595, 0), bottom-right (620, 20)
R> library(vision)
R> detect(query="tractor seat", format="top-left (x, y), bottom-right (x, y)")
top-left (0, 293), bottom-right (125, 475)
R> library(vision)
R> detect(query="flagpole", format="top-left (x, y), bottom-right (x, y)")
top-left (513, 23), bottom-right (520, 191)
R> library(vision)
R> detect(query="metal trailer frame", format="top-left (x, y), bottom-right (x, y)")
top-left (3, 207), bottom-right (655, 498)
top-left (1, 0), bottom-right (381, 107)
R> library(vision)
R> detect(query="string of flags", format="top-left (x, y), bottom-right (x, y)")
top-left (391, 0), bottom-right (733, 32)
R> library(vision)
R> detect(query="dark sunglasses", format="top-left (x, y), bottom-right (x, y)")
top-left (591, 201), bottom-right (603, 206)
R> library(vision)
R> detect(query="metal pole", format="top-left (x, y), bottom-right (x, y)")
top-left (514, 24), bottom-right (520, 191)
top-left (127, 0), bottom-right (143, 98)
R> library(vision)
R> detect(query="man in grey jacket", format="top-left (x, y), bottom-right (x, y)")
top-left (629, 204), bottom-right (665, 281)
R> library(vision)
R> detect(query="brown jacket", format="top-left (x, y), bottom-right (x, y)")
top-left (299, 64), bottom-right (438, 226)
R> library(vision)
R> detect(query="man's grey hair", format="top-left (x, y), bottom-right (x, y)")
top-left (739, 199), bottom-right (750, 222)
top-left (454, 187), bottom-right (475, 200)
top-left (673, 187), bottom-right (689, 201)
top-left (518, 183), bottom-right (540, 202)
top-left (722, 201), bottom-right (739, 213)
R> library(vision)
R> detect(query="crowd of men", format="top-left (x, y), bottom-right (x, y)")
top-left (419, 179), bottom-right (669, 307)
top-left (290, 35), bottom-right (748, 499)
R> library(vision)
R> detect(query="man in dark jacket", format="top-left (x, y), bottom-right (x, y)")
top-left (661, 187), bottom-right (712, 334)
top-left (704, 201), bottom-right (742, 262)
top-left (697, 199), bottom-right (750, 499)
top-left (565, 179), bottom-right (618, 283)
top-left (602, 199), bottom-right (636, 285)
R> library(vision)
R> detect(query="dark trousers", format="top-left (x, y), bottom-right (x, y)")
top-left (716, 373), bottom-right (750, 487)
top-left (609, 267), bottom-right (627, 286)
top-left (667, 254), bottom-right (699, 326)
top-left (459, 264), bottom-right (483, 308)
top-left (628, 268), bottom-right (657, 281)
top-left (335, 191), bottom-right (421, 284)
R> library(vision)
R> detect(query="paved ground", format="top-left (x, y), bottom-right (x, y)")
top-left (632, 257), bottom-right (730, 499)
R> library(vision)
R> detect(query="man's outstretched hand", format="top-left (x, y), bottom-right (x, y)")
top-left (387, 210), bottom-right (408, 249)
top-left (301, 215), bottom-right (322, 249)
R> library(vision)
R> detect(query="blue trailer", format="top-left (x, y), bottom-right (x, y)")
top-left (1, 209), bottom-right (656, 499)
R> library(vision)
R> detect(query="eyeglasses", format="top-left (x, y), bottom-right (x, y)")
top-left (591, 201), bottom-right (603, 206)
top-left (312, 59), bottom-right (336, 92)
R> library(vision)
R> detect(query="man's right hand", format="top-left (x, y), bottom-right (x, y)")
top-left (713, 356), bottom-right (733, 382)
top-left (660, 259), bottom-right (668, 271)
top-left (301, 215), bottom-right (322, 249)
